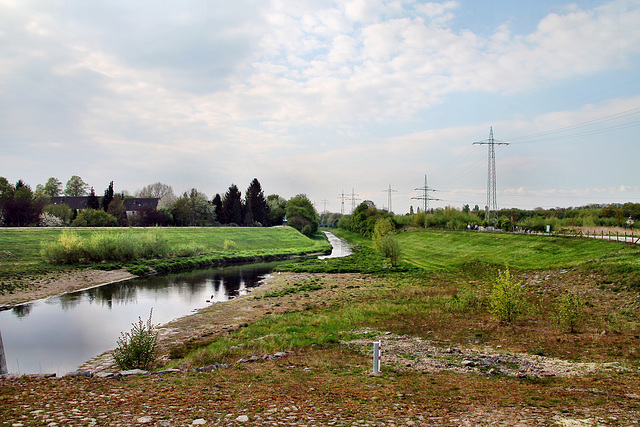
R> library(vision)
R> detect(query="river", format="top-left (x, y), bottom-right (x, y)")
top-left (0, 231), bottom-right (351, 376)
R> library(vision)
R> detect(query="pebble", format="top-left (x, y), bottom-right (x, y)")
top-left (192, 418), bottom-right (206, 425)
top-left (235, 415), bottom-right (249, 422)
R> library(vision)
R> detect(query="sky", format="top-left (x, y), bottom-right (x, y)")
top-left (1, 0), bottom-right (639, 215)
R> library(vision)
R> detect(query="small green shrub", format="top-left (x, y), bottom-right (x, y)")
top-left (112, 310), bottom-right (158, 371)
top-left (173, 243), bottom-right (206, 257)
top-left (488, 267), bottom-right (526, 323)
top-left (223, 239), bottom-right (238, 252)
top-left (554, 292), bottom-right (585, 333)
top-left (378, 234), bottom-right (401, 267)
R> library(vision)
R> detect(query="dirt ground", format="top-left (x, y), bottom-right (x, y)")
top-left (3, 269), bottom-right (640, 425)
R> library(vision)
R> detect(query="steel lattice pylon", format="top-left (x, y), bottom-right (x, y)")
top-left (474, 127), bottom-right (509, 225)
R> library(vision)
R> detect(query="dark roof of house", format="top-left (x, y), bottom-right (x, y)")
top-left (49, 196), bottom-right (160, 211)
top-left (123, 198), bottom-right (160, 211)
top-left (49, 197), bottom-right (89, 210)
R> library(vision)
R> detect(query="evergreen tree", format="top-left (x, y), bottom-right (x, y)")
top-left (87, 187), bottom-right (100, 210)
top-left (102, 181), bottom-right (114, 212)
top-left (220, 184), bottom-right (243, 225)
top-left (211, 194), bottom-right (222, 223)
top-left (245, 178), bottom-right (269, 226)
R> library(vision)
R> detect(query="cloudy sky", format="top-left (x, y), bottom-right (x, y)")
top-left (2, 0), bottom-right (639, 214)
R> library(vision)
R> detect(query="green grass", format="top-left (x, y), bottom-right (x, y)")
top-left (397, 229), bottom-right (640, 271)
top-left (0, 227), bottom-right (331, 294)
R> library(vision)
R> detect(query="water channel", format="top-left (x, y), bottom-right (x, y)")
top-left (0, 231), bottom-right (351, 376)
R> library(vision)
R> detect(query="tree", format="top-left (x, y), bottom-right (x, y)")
top-left (43, 177), bottom-right (63, 197)
top-left (136, 182), bottom-right (174, 199)
top-left (102, 181), bottom-right (114, 212)
top-left (64, 175), bottom-right (89, 197)
top-left (0, 177), bottom-right (15, 222)
top-left (87, 187), bottom-right (100, 210)
top-left (244, 178), bottom-right (269, 226)
top-left (107, 194), bottom-right (127, 226)
top-left (3, 182), bottom-right (43, 226)
top-left (285, 194), bottom-right (319, 237)
top-left (170, 189), bottom-right (214, 226)
top-left (211, 194), bottom-right (223, 222)
top-left (267, 194), bottom-right (286, 226)
top-left (220, 184), bottom-right (243, 225)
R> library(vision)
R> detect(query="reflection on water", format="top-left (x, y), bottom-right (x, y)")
top-left (0, 261), bottom-right (283, 376)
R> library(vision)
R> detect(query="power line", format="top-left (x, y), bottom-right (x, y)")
top-left (506, 106), bottom-right (640, 144)
top-left (473, 127), bottom-right (509, 225)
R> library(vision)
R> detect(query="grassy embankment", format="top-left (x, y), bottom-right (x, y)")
top-left (0, 227), bottom-right (331, 295)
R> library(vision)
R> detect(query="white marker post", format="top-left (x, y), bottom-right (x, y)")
top-left (0, 330), bottom-right (7, 375)
top-left (373, 341), bottom-right (381, 374)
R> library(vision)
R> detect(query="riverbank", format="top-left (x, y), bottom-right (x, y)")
top-left (0, 268), bottom-right (136, 309)
top-left (0, 226), bottom-right (330, 309)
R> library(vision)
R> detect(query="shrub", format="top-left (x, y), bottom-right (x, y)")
top-left (112, 310), bottom-right (158, 371)
top-left (378, 234), bottom-right (401, 267)
top-left (223, 239), bottom-right (238, 252)
top-left (488, 267), bottom-right (526, 323)
top-left (72, 208), bottom-right (118, 227)
top-left (41, 231), bottom-right (84, 264)
top-left (39, 212), bottom-right (64, 227)
top-left (555, 292), bottom-right (585, 333)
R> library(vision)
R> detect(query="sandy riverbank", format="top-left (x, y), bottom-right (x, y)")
top-left (0, 268), bottom-right (137, 309)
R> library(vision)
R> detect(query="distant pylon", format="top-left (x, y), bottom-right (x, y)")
top-left (382, 184), bottom-right (397, 213)
top-left (338, 190), bottom-right (346, 215)
top-left (473, 127), bottom-right (509, 224)
top-left (349, 188), bottom-right (360, 214)
top-left (412, 175), bottom-right (438, 213)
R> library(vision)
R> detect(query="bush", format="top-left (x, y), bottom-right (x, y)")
top-left (41, 231), bottom-right (84, 264)
top-left (72, 209), bottom-right (119, 227)
top-left (488, 267), bottom-right (526, 323)
top-left (223, 239), bottom-right (238, 251)
top-left (378, 234), bottom-right (401, 267)
top-left (39, 212), bottom-right (64, 227)
top-left (555, 292), bottom-right (585, 333)
top-left (112, 310), bottom-right (158, 371)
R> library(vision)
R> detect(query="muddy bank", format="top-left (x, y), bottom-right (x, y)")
top-left (0, 269), bottom-right (137, 310)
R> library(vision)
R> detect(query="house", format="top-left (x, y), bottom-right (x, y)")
top-left (49, 197), bottom-right (89, 210)
top-left (123, 198), bottom-right (160, 218)
top-left (49, 196), bottom-right (159, 217)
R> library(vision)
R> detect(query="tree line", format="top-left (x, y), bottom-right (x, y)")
top-left (0, 176), bottom-right (319, 237)
top-left (336, 200), bottom-right (640, 235)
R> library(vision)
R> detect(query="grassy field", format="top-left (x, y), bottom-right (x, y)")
top-left (397, 228), bottom-right (640, 270)
top-left (0, 226), bottom-right (330, 295)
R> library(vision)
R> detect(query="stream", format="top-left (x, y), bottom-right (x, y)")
top-left (0, 231), bottom-right (351, 376)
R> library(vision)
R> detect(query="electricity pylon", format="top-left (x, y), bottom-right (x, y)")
top-left (412, 175), bottom-right (438, 213)
top-left (473, 127), bottom-right (509, 225)
top-left (382, 184), bottom-right (397, 213)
